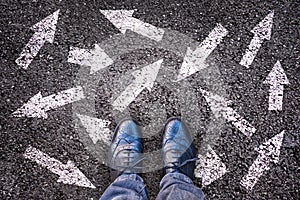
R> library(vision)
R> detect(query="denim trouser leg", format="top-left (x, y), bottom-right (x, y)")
top-left (156, 173), bottom-right (206, 200)
top-left (100, 174), bottom-right (148, 200)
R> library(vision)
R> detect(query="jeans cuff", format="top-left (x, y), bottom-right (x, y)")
top-left (116, 173), bottom-right (144, 183)
top-left (161, 172), bottom-right (194, 184)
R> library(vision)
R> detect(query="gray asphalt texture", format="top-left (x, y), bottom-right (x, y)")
top-left (1, 0), bottom-right (299, 199)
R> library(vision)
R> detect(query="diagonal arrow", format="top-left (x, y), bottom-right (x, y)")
top-left (24, 146), bottom-right (96, 188)
top-left (76, 114), bottom-right (111, 144)
top-left (240, 131), bottom-right (285, 191)
top-left (15, 10), bottom-right (60, 69)
top-left (176, 23), bottom-right (228, 81)
top-left (68, 44), bottom-right (114, 74)
top-left (240, 11), bottom-right (274, 68)
top-left (100, 9), bottom-right (165, 42)
top-left (112, 59), bottom-right (163, 112)
top-left (200, 88), bottom-right (256, 137)
top-left (263, 61), bottom-right (289, 111)
top-left (195, 145), bottom-right (227, 186)
top-left (12, 86), bottom-right (84, 119)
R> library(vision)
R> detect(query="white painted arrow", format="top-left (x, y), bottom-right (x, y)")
top-left (200, 88), bottom-right (256, 137)
top-left (100, 10), bottom-right (165, 42)
top-left (15, 10), bottom-right (60, 69)
top-left (176, 24), bottom-right (228, 81)
top-left (240, 11), bottom-right (274, 68)
top-left (263, 61), bottom-right (289, 111)
top-left (24, 146), bottom-right (96, 188)
top-left (241, 131), bottom-right (285, 191)
top-left (112, 59), bottom-right (163, 112)
top-left (12, 86), bottom-right (84, 119)
top-left (68, 44), bottom-right (113, 74)
top-left (195, 145), bottom-right (227, 186)
top-left (76, 114), bottom-right (111, 144)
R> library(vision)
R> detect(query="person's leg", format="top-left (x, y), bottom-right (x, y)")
top-left (100, 174), bottom-right (147, 200)
top-left (100, 119), bottom-right (148, 200)
top-left (156, 173), bottom-right (205, 200)
top-left (156, 117), bottom-right (206, 200)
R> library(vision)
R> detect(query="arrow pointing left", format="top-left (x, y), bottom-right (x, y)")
top-left (24, 146), bottom-right (96, 188)
top-left (15, 10), bottom-right (60, 69)
top-left (241, 131), bottom-right (285, 191)
top-left (12, 86), bottom-right (85, 119)
top-left (112, 59), bottom-right (163, 112)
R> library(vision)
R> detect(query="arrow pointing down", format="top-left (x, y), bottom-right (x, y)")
top-left (100, 9), bottom-right (165, 41)
top-left (176, 23), bottom-right (228, 81)
top-left (263, 61), bottom-right (289, 111)
top-left (240, 131), bottom-right (285, 191)
top-left (24, 146), bottom-right (95, 188)
top-left (16, 10), bottom-right (60, 69)
top-left (112, 59), bottom-right (163, 112)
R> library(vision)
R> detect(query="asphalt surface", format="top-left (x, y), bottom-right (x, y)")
top-left (1, 0), bottom-right (299, 199)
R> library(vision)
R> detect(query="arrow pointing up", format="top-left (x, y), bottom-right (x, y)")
top-left (76, 114), bottom-right (111, 144)
top-left (195, 145), bottom-right (228, 186)
top-left (12, 86), bottom-right (85, 119)
top-left (24, 146), bottom-right (95, 188)
top-left (241, 131), bottom-right (285, 191)
top-left (112, 59), bottom-right (163, 112)
top-left (240, 11), bottom-right (274, 68)
top-left (16, 10), bottom-right (60, 69)
top-left (68, 44), bottom-right (114, 74)
top-left (200, 88), bottom-right (256, 137)
top-left (263, 61), bottom-right (289, 111)
top-left (176, 24), bottom-right (228, 81)
top-left (100, 9), bottom-right (165, 41)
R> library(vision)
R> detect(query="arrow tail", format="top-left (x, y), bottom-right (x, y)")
top-left (268, 84), bottom-right (284, 111)
top-left (239, 35), bottom-right (262, 68)
top-left (15, 35), bottom-right (47, 69)
top-left (130, 18), bottom-right (165, 41)
top-left (42, 86), bottom-right (84, 111)
top-left (240, 154), bottom-right (270, 191)
top-left (24, 146), bottom-right (65, 176)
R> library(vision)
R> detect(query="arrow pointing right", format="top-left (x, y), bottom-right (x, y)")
top-left (240, 11), bottom-right (274, 68)
top-left (24, 146), bottom-right (95, 189)
top-left (199, 88), bottom-right (256, 138)
top-left (100, 9), bottom-right (165, 41)
top-left (68, 44), bottom-right (113, 74)
top-left (241, 131), bottom-right (285, 191)
top-left (112, 59), bottom-right (163, 112)
top-left (263, 61), bottom-right (289, 111)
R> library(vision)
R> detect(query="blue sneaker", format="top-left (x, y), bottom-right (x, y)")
top-left (110, 118), bottom-right (144, 180)
top-left (162, 117), bottom-right (198, 179)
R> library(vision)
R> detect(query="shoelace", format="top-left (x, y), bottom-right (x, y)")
top-left (165, 148), bottom-right (199, 171)
top-left (115, 148), bottom-right (146, 173)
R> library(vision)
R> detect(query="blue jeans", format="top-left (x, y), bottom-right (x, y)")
top-left (100, 173), bottom-right (206, 200)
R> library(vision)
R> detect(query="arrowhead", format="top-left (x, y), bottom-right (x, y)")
top-left (89, 44), bottom-right (114, 74)
top-left (100, 9), bottom-right (135, 34)
top-left (12, 92), bottom-right (47, 119)
top-left (195, 145), bottom-right (227, 186)
top-left (76, 114), bottom-right (111, 144)
top-left (176, 47), bottom-right (208, 81)
top-left (199, 88), bottom-right (231, 117)
top-left (57, 161), bottom-right (96, 189)
top-left (264, 61), bottom-right (289, 85)
top-left (251, 11), bottom-right (274, 40)
top-left (132, 59), bottom-right (163, 91)
top-left (31, 9), bottom-right (60, 43)
top-left (255, 131), bottom-right (285, 163)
